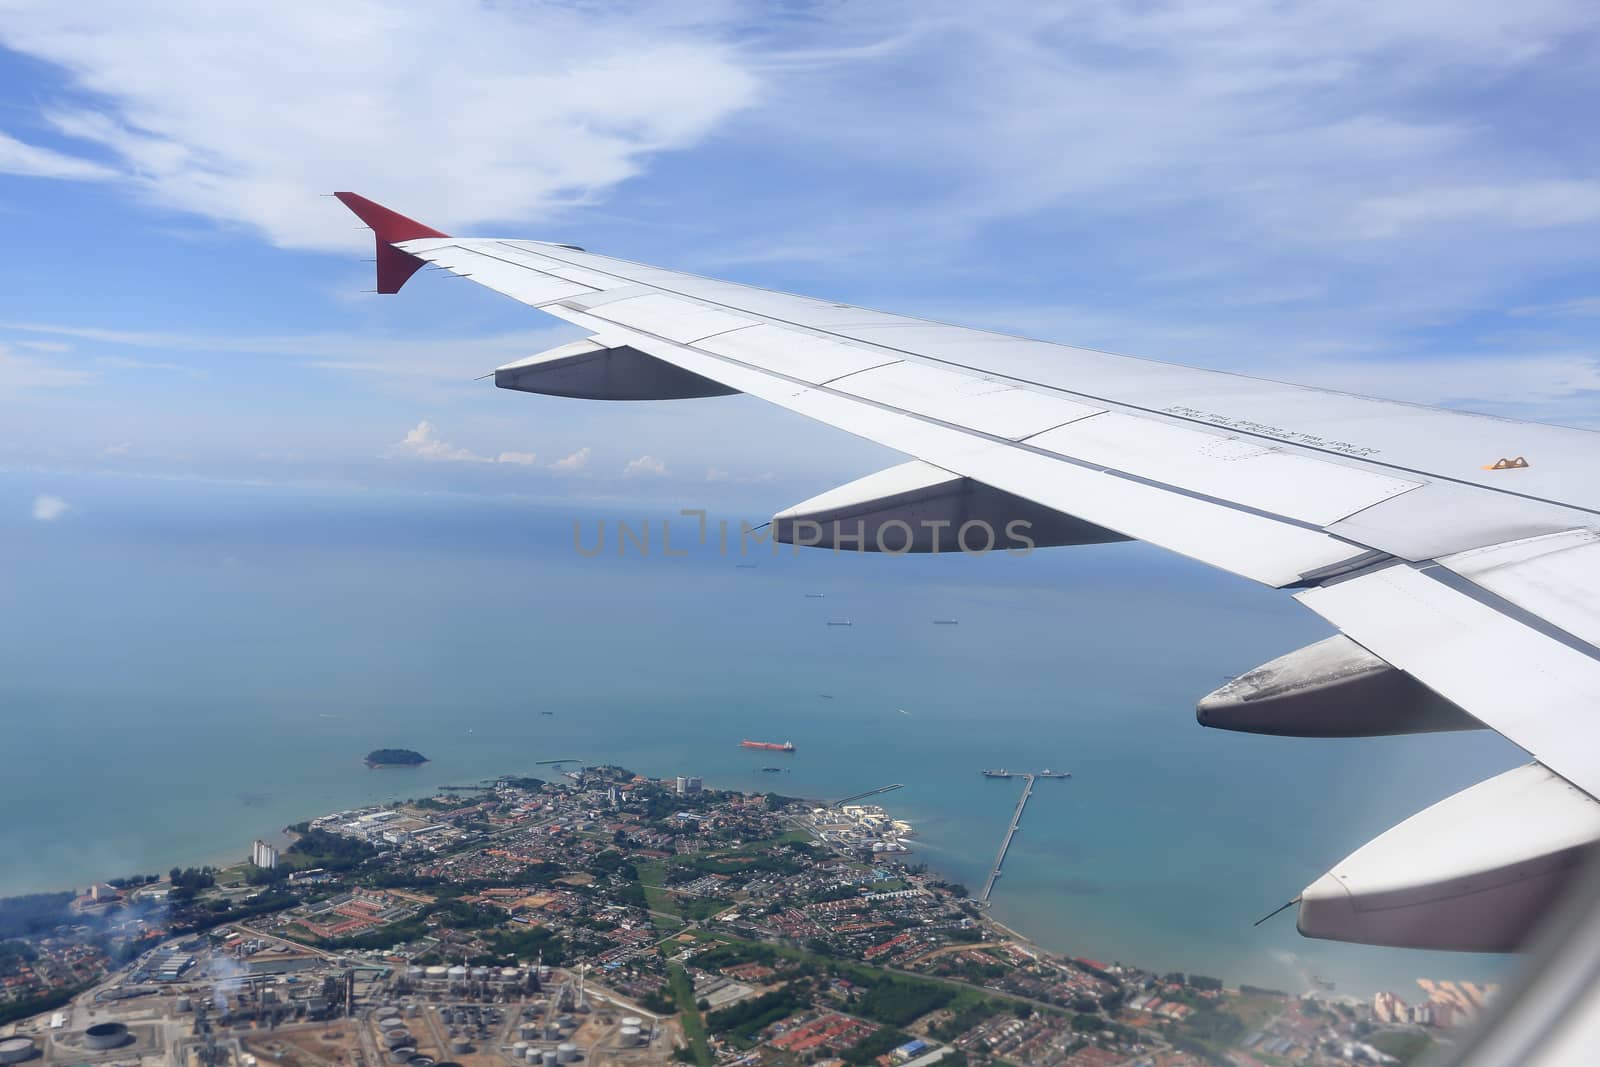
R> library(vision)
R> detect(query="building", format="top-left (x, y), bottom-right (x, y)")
top-left (675, 775), bottom-right (703, 795)
top-left (1373, 991), bottom-right (1409, 1024)
top-left (252, 839), bottom-right (278, 869)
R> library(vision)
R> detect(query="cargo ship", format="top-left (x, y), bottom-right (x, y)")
top-left (742, 739), bottom-right (795, 752)
top-left (982, 768), bottom-right (1011, 778)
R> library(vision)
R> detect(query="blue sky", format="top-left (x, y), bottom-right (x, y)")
top-left (1, 0), bottom-right (1598, 518)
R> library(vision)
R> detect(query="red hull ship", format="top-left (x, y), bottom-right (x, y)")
top-left (741, 739), bottom-right (795, 752)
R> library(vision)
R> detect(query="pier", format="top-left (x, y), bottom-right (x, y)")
top-left (832, 783), bottom-right (904, 806)
top-left (978, 768), bottom-right (1068, 902)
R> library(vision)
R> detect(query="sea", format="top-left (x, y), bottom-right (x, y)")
top-left (0, 471), bottom-right (1524, 1000)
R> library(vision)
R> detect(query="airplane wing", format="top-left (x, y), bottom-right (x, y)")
top-left (334, 192), bottom-right (1600, 952)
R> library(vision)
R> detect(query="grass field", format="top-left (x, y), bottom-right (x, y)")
top-left (668, 963), bottom-right (713, 1067)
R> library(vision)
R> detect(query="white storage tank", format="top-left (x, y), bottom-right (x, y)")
top-left (556, 1043), bottom-right (578, 1063)
top-left (619, 1017), bottom-right (642, 1030)
top-left (447, 966), bottom-right (468, 981)
top-left (618, 1026), bottom-right (641, 1047)
top-left (0, 1037), bottom-right (38, 1065)
top-left (426, 966), bottom-right (449, 979)
top-left (523, 1049), bottom-right (540, 1063)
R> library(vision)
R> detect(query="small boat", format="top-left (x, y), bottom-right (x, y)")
top-left (933, 619), bottom-right (959, 625)
top-left (804, 593), bottom-right (826, 598)
top-left (826, 620), bottom-right (853, 627)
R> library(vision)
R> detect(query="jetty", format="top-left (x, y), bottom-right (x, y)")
top-left (979, 769), bottom-right (1069, 902)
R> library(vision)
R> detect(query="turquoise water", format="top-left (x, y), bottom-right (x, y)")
top-left (0, 472), bottom-right (1519, 997)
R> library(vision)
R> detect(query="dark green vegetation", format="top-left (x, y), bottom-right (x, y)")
top-left (366, 748), bottom-right (428, 766)
top-left (0, 892), bottom-right (74, 938)
top-left (841, 1026), bottom-right (914, 1065)
top-left (0, 980), bottom-right (94, 1026)
top-left (286, 828), bottom-right (379, 870)
top-left (1370, 1030), bottom-right (1434, 1064)
top-left (706, 988), bottom-right (807, 1042)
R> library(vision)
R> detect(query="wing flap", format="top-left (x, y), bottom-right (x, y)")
top-left (1298, 564), bottom-right (1600, 799)
top-left (1440, 529), bottom-right (1600, 652)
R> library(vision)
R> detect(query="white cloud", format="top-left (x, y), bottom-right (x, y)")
top-left (0, 2), bottom-right (759, 250)
top-left (104, 441), bottom-right (132, 456)
top-left (551, 446), bottom-right (591, 472)
top-left (0, 343), bottom-right (95, 390)
top-left (1353, 181), bottom-right (1600, 238)
top-left (1511, 296), bottom-right (1600, 319)
top-left (31, 494), bottom-right (69, 520)
top-left (622, 454), bottom-right (668, 478)
top-left (5, 320), bottom-right (576, 388)
top-left (496, 450), bottom-right (538, 466)
top-left (0, 129), bottom-right (116, 180)
top-left (392, 420), bottom-right (491, 463)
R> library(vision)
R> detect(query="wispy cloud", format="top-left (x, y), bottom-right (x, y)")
top-left (31, 494), bottom-right (69, 520)
top-left (0, 129), bottom-right (116, 180)
top-left (622, 454), bottom-right (667, 478)
top-left (0, 1), bottom-right (759, 250)
top-left (0, 343), bottom-right (95, 391)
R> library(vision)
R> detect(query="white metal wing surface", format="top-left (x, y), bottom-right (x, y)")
top-left (336, 192), bottom-right (1600, 952)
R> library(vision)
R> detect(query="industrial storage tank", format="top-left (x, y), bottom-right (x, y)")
top-left (175, 997), bottom-right (193, 1013)
top-left (542, 1026), bottom-right (560, 1041)
top-left (618, 1027), bottom-right (641, 1048)
top-left (524, 1049), bottom-right (540, 1064)
top-left (386, 1049), bottom-right (416, 1065)
top-left (619, 1017), bottom-right (642, 1031)
top-left (377, 1006), bottom-right (401, 1020)
top-left (0, 1037), bottom-right (38, 1064)
top-left (555, 1044), bottom-right (578, 1063)
top-left (426, 966), bottom-right (449, 979)
top-left (447, 966), bottom-right (468, 981)
top-left (407, 1057), bottom-right (434, 1067)
top-left (450, 1039), bottom-right (472, 1055)
top-left (380, 1017), bottom-right (407, 1031)
top-left (83, 1024), bottom-right (131, 1051)
top-left (384, 1030), bottom-right (413, 1048)
top-left (501, 967), bottom-right (520, 980)
top-left (519, 1025), bottom-right (539, 1041)
top-left (406, 965), bottom-right (424, 979)
top-left (512, 1042), bottom-right (528, 1055)
top-left (471, 967), bottom-right (489, 980)
top-left (541, 1053), bottom-right (557, 1067)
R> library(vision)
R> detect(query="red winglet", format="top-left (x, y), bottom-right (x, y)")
top-left (333, 192), bottom-right (449, 294)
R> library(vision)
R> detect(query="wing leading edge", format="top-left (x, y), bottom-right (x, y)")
top-left (334, 193), bottom-right (1600, 951)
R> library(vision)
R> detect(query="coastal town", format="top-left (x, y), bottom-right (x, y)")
top-left (2, 764), bottom-right (1493, 1067)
